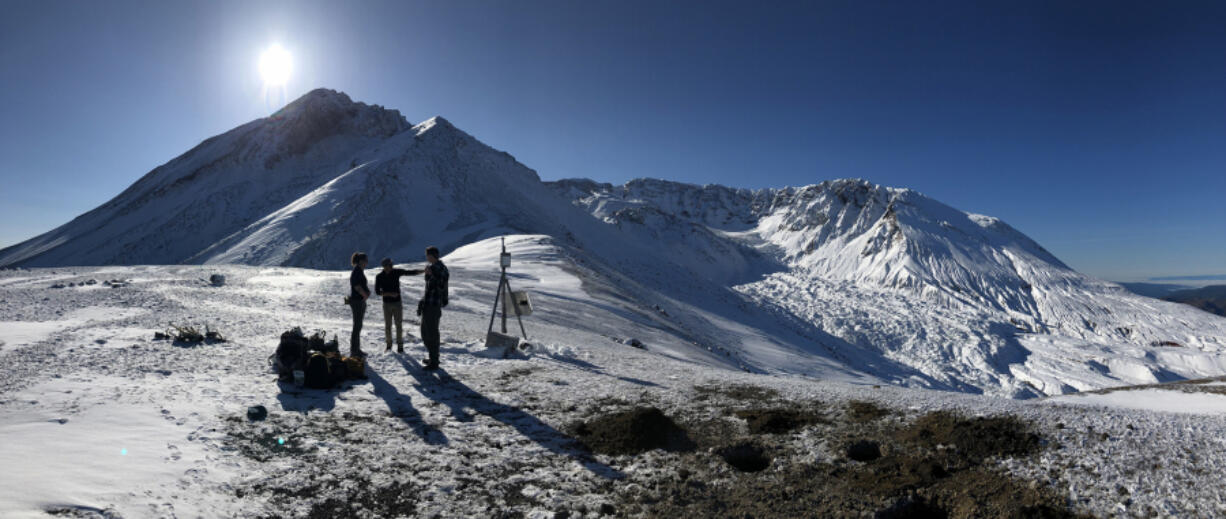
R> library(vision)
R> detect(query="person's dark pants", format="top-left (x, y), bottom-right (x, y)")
top-left (350, 298), bottom-right (366, 355)
top-left (420, 305), bottom-right (442, 366)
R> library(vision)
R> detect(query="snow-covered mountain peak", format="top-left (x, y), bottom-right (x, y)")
top-left (550, 176), bottom-right (1070, 315)
top-left (263, 88), bottom-right (410, 161)
top-left (414, 115), bottom-right (456, 134)
top-left (5, 91), bottom-right (1225, 400)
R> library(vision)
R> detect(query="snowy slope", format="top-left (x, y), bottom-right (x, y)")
top-left (0, 89), bottom-right (411, 268)
top-left (3, 89), bottom-right (1224, 398)
top-left (549, 178), bottom-right (1226, 397)
top-left (3, 258), bottom-right (1226, 517)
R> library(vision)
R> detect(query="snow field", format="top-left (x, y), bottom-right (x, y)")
top-left (1, 242), bottom-right (1226, 516)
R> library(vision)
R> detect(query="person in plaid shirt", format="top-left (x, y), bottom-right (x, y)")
top-left (417, 246), bottom-right (449, 370)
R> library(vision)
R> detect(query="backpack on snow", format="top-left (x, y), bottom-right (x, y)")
top-left (343, 356), bottom-right (366, 379)
top-left (304, 353), bottom-right (334, 389)
top-left (325, 353), bottom-right (348, 387)
top-left (271, 329), bottom-right (310, 381)
top-left (309, 331), bottom-right (340, 354)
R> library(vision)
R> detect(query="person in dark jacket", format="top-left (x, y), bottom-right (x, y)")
top-left (375, 257), bottom-right (423, 353)
top-left (418, 246), bottom-right (449, 370)
top-left (349, 252), bottom-right (370, 357)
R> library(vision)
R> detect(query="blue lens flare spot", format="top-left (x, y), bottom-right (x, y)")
top-left (120, 448), bottom-right (128, 456)
top-left (278, 437), bottom-right (285, 445)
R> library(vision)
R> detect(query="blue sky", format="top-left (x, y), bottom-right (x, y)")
top-left (1, 0), bottom-right (1223, 281)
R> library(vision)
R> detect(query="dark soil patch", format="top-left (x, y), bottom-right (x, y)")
top-left (927, 467), bottom-right (1076, 519)
top-left (846, 400), bottom-right (892, 422)
top-left (497, 366), bottom-right (538, 382)
top-left (846, 439), bottom-right (882, 462)
top-left (897, 411), bottom-right (1041, 467)
top-left (227, 428), bottom-right (314, 462)
top-left (45, 505), bottom-right (121, 518)
top-left (641, 409), bottom-right (1085, 519)
top-left (717, 442), bottom-right (772, 472)
top-left (875, 494), bottom-right (947, 519)
top-left (734, 407), bottom-right (825, 434)
top-left (692, 383), bottom-right (779, 402)
top-left (303, 480), bottom-right (419, 519)
top-left (573, 407), bottom-right (697, 455)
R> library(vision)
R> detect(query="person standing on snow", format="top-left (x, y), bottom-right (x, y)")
top-left (417, 246), bottom-right (449, 370)
top-left (348, 252), bottom-right (371, 357)
top-left (375, 257), bottom-right (423, 353)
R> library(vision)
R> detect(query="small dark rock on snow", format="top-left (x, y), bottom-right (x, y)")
top-left (247, 405), bottom-right (268, 421)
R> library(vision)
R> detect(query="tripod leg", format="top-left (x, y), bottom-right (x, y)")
top-left (487, 277), bottom-right (505, 334)
top-left (504, 279), bottom-right (529, 340)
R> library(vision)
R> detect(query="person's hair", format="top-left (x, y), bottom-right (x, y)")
top-left (351, 252), bottom-right (367, 267)
top-left (381, 257), bottom-right (393, 268)
top-left (425, 246), bottom-right (440, 259)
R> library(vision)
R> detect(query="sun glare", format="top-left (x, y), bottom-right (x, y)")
top-left (259, 44), bottom-right (292, 87)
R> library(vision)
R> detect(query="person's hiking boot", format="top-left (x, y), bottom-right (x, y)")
top-left (384, 343), bottom-right (392, 353)
top-left (396, 344), bottom-right (405, 354)
top-left (350, 348), bottom-right (366, 358)
top-left (421, 358), bottom-right (439, 371)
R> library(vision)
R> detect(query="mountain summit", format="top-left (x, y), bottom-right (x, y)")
top-left (0, 89), bottom-right (580, 269)
top-left (3, 89), bottom-right (1224, 397)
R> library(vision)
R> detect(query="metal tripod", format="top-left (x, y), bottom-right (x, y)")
top-left (487, 237), bottom-right (528, 339)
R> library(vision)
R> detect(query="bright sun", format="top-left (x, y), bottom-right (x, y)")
top-left (259, 44), bottom-right (292, 86)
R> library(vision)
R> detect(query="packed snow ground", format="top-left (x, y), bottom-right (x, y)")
top-left (2, 236), bottom-right (1226, 517)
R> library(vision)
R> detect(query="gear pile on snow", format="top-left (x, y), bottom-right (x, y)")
top-left (270, 328), bottom-right (363, 389)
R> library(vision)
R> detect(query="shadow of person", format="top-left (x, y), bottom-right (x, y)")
top-left (536, 354), bottom-right (661, 388)
top-left (394, 355), bottom-right (624, 480)
top-left (366, 366), bottom-right (449, 445)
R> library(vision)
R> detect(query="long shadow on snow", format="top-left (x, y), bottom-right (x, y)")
top-left (393, 355), bottom-right (624, 480)
top-left (366, 366), bottom-right (449, 445)
top-left (538, 353), bottom-right (661, 388)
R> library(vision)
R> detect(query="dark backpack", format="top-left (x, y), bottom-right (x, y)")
top-left (326, 354), bottom-right (348, 387)
top-left (272, 331), bottom-right (310, 381)
top-left (308, 331), bottom-right (340, 354)
top-left (304, 353), bottom-right (333, 389)
top-left (439, 264), bottom-right (449, 307)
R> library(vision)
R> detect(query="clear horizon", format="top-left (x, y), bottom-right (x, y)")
top-left (2, 0), bottom-right (1223, 281)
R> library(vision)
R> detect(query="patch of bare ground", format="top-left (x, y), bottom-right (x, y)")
top-left (733, 407), bottom-right (827, 434)
top-left (846, 399), bottom-right (893, 422)
top-left (571, 406), bottom-right (697, 455)
top-left (576, 403), bottom-right (1085, 518)
top-left (692, 383), bottom-right (780, 402)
